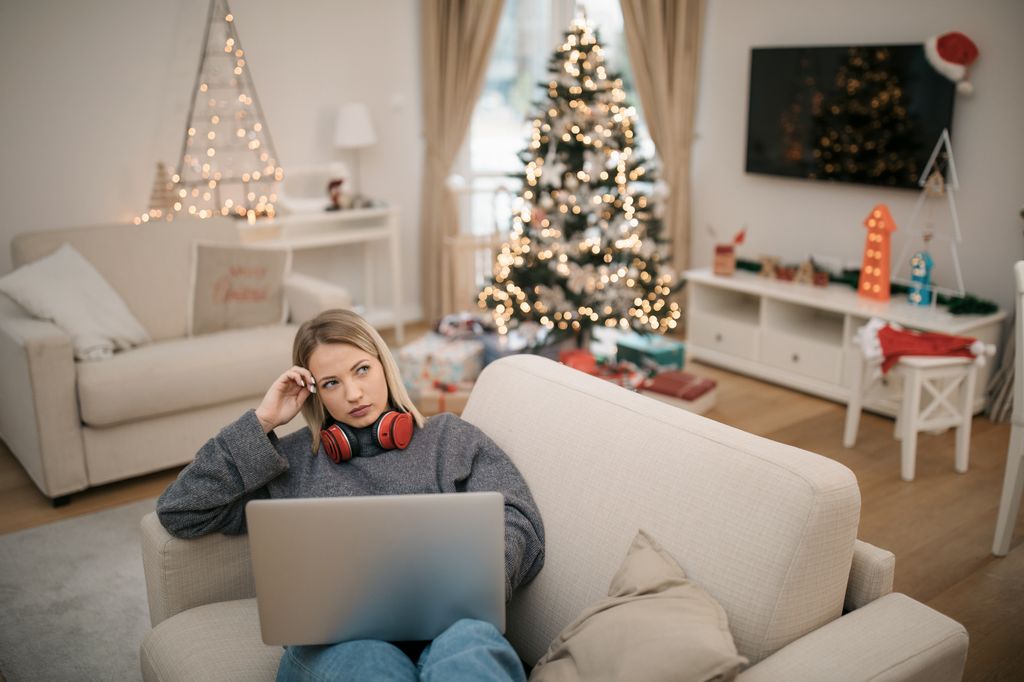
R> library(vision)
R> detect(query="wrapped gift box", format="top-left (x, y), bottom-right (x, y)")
top-left (398, 333), bottom-right (484, 390)
top-left (409, 380), bottom-right (473, 415)
top-left (594, 361), bottom-right (647, 390)
top-left (481, 326), bottom-right (568, 367)
top-left (559, 348), bottom-right (598, 374)
top-left (638, 371), bottom-right (717, 415)
top-left (616, 334), bottom-right (685, 371)
top-left (589, 326), bottom-right (630, 363)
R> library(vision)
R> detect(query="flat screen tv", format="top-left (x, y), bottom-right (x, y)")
top-left (745, 45), bottom-right (956, 190)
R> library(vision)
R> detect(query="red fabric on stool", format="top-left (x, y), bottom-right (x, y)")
top-left (877, 325), bottom-right (977, 374)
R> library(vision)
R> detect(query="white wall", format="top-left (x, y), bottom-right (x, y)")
top-left (0, 0), bottom-right (422, 318)
top-left (692, 0), bottom-right (1024, 313)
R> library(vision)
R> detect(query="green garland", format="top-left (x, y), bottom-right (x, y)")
top-left (735, 259), bottom-right (998, 315)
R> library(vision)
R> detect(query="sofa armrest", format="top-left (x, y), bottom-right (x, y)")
top-left (737, 593), bottom-right (967, 682)
top-left (845, 538), bottom-right (895, 611)
top-left (140, 511), bottom-right (255, 627)
top-left (284, 273), bottom-right (353, 324)
top-left (0, 296), bottom-right (86, 497)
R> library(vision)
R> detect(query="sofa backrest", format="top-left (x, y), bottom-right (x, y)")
top-left (462, 354), bottom-right (860, 666)
top-left (11, 218), bottom-right (240, 342)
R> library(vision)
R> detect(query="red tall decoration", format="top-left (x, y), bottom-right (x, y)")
top-left (858, 204), bottom-right (897, 301)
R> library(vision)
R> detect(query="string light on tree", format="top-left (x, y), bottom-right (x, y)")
top-left (478, 15), bottom-right (679, 341)
top-left (134, 0), bottom-right (282, 225)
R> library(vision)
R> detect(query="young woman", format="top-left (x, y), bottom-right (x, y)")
top-left (157, 309), bottom-right (545, 681)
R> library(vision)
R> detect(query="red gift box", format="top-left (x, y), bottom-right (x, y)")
top-left (639, 371), bottom-right (718, 415)
top-left (641, 371), bottom-right (717, 401)
top-left (559, 348), bottom-right (598, 375)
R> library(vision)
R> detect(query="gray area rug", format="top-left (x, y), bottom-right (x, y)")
top-left (0, 498), bottom-right (156, 682)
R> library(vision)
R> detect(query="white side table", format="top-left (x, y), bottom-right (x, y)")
top-left (241, 207), bottom-right (404, 343)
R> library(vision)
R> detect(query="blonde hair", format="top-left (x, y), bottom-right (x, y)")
top-left (293, 309), bottom-right (424, 453)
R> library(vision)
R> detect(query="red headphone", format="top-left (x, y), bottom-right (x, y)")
top-left (320, 410), bottom-right (414, 464)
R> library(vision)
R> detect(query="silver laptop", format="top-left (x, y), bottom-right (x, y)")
top-left (245, 492), bottom-right (506, 646)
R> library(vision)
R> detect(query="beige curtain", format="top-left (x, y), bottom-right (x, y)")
top-left (419, 0), bottom-right (505, 322)
top-left (620, 0), bottom-right (705, 276)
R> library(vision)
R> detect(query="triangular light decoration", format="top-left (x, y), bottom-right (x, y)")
top-left (136, 0), bottom-right (283, 224)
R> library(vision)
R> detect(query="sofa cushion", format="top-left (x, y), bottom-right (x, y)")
top-left (141, 599), bottom-right (282, 682)
top-left (529, 529), bottom-right (747, 682)
top-left (11, 218), bottom-right (240, 342)
top-left (189, 242), bottom-right (291, 336)
top-left (77, 325), bottom-right (297, 427)
top-left (0, 243), bottom-right (150, 361)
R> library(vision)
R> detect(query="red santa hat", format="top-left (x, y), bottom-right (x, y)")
top-left (924, 31), bottom-right (979, 95)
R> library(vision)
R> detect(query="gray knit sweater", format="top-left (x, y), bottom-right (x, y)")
top-left (157, 410), bottom-right (545, 597)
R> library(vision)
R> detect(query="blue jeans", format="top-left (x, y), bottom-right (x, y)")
top-left (275, 619), bottom-right (526, 681)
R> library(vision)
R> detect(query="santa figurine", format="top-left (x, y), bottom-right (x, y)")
top-left (924, 31), bottom-right (979, 95)
top-left (327, 178), bottom-right (345, 211)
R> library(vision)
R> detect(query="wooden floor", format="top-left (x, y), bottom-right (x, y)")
top-left (1, 327), bottom-right (1022, 679)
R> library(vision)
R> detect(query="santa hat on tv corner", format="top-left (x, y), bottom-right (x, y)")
top-left (925, 31), bottom-right (979, 95)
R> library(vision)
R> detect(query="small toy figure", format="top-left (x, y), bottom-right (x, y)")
top-left (327, 178), bottom-right (344, 211)
top-left (908, 249), bottom-right (934, 306)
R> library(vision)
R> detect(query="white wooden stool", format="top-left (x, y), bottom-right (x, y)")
top-left (844, 354), bottom-right (977, 481)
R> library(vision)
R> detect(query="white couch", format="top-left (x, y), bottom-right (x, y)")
top-left (139, 354), bottom-right (968, 681)
top-left (0, 219), bottom-right (351, 503)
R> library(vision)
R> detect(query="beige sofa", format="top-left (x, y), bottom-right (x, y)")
top-left (0, 219), bottom-right (350, 503)
top-left (140, 354), bottom-right (968, 681)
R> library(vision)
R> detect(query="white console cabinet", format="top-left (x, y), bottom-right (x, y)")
top-left (238, 207), bottom-right (404, 343)
top-left (684, 268), bottom-right (1006, 416)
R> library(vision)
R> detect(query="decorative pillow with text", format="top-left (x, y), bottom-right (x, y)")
top-left (189, 242), bottom-right (291, 336)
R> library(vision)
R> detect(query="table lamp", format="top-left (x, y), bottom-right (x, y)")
top-left (334, 103), bottom-right (377, 203)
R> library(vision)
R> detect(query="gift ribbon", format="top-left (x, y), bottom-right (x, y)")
top-left (433, 380), bottom-right (458, 413)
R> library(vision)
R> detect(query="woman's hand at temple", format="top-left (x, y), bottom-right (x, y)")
top-left (254, 366), bottom-right (316, 433)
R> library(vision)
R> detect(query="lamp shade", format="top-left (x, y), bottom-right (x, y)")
top-left (334, 103), bottom-right (377, 149)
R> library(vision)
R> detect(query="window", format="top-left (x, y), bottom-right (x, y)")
top-left (458, 0), bottom-right (652, 237)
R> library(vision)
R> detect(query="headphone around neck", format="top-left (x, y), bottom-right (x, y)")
top-left (320, 410), bottom-right (414, 464)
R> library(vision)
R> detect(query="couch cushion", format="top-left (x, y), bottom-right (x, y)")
top-left (462, 355), bottom-right (861, 666)
top-left (11, 218), bottom-right (240, 342)
top-left (141, 599), bottom-right (281, 682)
top-left (189, 242), bottom-right (291, 336)
top-left (77, 325), bottom-right (297, 427)
top-left (0, 243), bottom-right (150, 361)
top-left (530, 529), bottom-right (747, 682)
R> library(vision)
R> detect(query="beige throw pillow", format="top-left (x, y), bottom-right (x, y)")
top-left (189, 242), bottom-right (291, 336)
top-left (0, 243), bottom-right (150, 361)
top-left (529, 530), bottom-right (748, 682)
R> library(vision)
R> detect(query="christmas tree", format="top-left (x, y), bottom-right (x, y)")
top-left (478, 16), bottom-right (679, 341)
top-left (146, 162), bottom-right (176, 220)
top-left (135, 0), bottom-right (282, 225)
